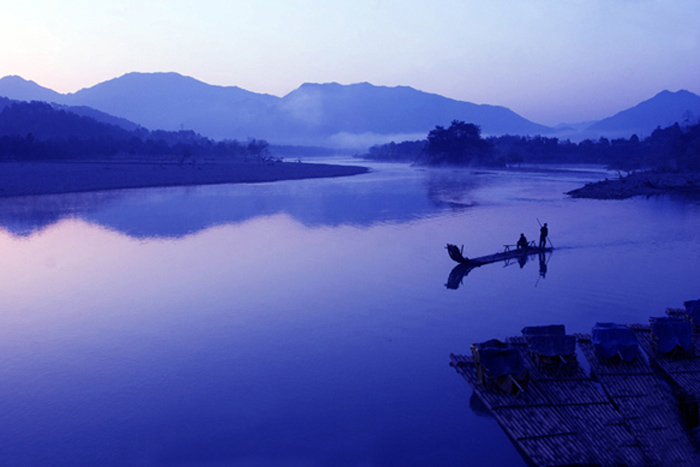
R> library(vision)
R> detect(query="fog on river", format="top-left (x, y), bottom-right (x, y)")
top-left (0, 160), bottom-right (698, 466)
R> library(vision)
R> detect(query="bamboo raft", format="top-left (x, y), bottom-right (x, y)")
top-left (577, 333), bottom-right (699, 466)
top-left (446, 243), bottom-right (553, 266)
top-left (629, 320), bottom-right (700, 428)
top-left (451, 323), bottom-right (700, 466)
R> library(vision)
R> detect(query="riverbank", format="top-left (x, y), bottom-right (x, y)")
top-left (567, 171), bottom-right (700, 199)
top-left (0, 160), bottom-right (369, 198)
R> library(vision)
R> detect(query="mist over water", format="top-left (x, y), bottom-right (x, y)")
top-left (0, 160), bottom-right (698, 466)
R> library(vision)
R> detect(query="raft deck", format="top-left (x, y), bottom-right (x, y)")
top-left (630, 323), bottom-right (700, 419)
top-left (577, 333), bottom-right (698, 466)
top-left (451, 332), bottom-right (700, 466)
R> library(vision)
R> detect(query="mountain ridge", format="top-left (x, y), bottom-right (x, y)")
top-left (586, 89), bottom-right (700, 137)
top-left (0, 73), bottom-right (552, 145)
top-left (1, 73), bottom-right (698, 147)
top-left (0, 75), bottom-right (64, 103)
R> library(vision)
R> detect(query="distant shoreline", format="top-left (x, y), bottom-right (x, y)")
top-left (567, 171), bottom-right (700, 199)
top-left (0, 160), bottom-right (369, 198)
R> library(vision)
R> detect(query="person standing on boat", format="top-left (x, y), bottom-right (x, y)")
top-left (517, 233), bottom-right (528, 250)
top-left (539, 223), bottom-right (548, 249)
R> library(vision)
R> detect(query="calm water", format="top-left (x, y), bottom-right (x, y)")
top-left (0, 160), bottom-right (698, 466)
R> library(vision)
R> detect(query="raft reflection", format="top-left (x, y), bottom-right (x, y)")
top-left (445, 250), bottom-right (553, 290)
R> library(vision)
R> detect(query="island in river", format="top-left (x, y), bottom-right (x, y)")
top-left (567, 171), bottom-right (700, 199)
top-left (0, 160), bottom-right (369, 198)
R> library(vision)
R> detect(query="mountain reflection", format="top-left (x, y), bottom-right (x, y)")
top-left (0, 166), bottom-right (479, 238)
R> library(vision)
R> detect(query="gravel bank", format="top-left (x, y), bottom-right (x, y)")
top-left (567, 171), bottom-right (700, 199)
top-left (0, 160), bottom-right (369, 198)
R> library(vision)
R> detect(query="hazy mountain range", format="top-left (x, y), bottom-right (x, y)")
top-left (587, 90), bottom-right (700, 137)
top-left (0, 72), bottom-right (699, 148)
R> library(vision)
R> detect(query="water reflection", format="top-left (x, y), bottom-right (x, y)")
top-left (517, 254), bottom-right (528, 268)
top-left (445, 263), bottom-right (477, 290)
top-left (0, 190), bottom-right (121, 236)
top-left (0, 163), bottom-right (618, 239)
top-left (469, 391), bottom-right (492, 418)
top-left (538, 252), bottom-right (548, 278)
top-left (1, 163), bottom-right (700, 466)
top-left (0, 163), bottom-right (482, 238)
top-left (424, 168), bottom-right (483, 208)
top-left (445, 250), bottom-right (553, 290)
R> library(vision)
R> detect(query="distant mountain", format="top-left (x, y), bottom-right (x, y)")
top-left (586, 90), bottom-right (700, 138)
top-left (553, 120), bottom-right (600, 132)
top-left (0, 73), bottom-right (553, 147)
top-left (0, 73), bottom-right (277, 137)
top-left (4, 72), bottom-right (699, 147)
top-left (62, 74), bottom-right (552, 145)
top-left (278, 82), bottom-right (551, 140)
top-left (0, 76), bottom-right (144, 132)
top-left (63, 72), bottom-right (281, 139)
top-left (0, 75), bottom-right (64, 103)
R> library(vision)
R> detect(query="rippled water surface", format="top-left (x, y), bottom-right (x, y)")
top-left (0, 160), bottom-right (698, 466)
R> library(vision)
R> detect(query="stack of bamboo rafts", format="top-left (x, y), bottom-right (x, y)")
top-left (451, 301), bottom-right (700, 466)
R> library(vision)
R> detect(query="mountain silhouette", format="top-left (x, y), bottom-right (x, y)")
top-left (2, 73), bottom-right (698, 146)
top-left (0, 75), bottom-right (64, 103)
top-left (0, 77), bottom-right (144, 132)
top-left (586, 89), bottom-right (700, 138)
top-left (0, 73), bottom-right (552, 146)
top-left (278, 82), bottom-right (551, 139)
top-left (63, 72), bottom-right (281, 139)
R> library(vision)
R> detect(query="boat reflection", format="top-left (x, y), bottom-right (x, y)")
top-left (445, 263), bottom-right (477, 290)
top-left (445, 249), bottom-right (553, 290)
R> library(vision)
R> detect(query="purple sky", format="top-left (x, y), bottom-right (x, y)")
top-left (1, 0), bottom-right (698, 125)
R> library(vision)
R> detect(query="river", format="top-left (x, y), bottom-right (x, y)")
top-left (0, 160), bottom-right (698, 466)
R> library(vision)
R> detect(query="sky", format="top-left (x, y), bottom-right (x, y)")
top-left (0, 0), bottom-right (698, 126)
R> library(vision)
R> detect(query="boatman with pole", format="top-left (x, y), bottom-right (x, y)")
top-left (539, 223), bottom-right (548, 249)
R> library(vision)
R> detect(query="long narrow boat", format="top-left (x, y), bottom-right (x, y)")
top-left (446, 243), bottom-right (553, 266)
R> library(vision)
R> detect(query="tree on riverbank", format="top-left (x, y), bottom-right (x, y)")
top-left (416, 121), bottom-right (496, 166)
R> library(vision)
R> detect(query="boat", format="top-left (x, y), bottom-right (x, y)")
top-left (446, 243), bottom-right (553, 266)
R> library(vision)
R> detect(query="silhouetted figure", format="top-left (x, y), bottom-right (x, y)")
top-left (539, 223), bottom-right (549, 249)
top-left (517, 233), bottom-right (528, 250)
top-left (538, 252), bottom-right (547, 278)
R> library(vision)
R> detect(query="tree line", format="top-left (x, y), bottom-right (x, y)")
top-left (361, 120), bottom-right (700, 172)
top-left (0, 101), bottom-right (271, 162)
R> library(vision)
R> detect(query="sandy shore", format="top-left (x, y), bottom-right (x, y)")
top-left (567, 171), bottom-right (700, 199)
top-left (0, 160), bottom-right (369, 198)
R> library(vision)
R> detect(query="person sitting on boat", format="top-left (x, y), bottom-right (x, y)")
top-left (539, 223), bottom-right (548, 249)
top-left (517, 233), bottom-right (528, 250)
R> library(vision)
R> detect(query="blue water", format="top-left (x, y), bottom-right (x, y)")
top-left (0, 160), bottom-right (698, 466)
